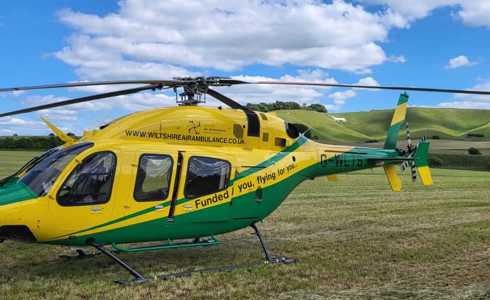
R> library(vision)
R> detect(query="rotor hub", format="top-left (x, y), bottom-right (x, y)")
top-left (172, 77), bottom-right (235, 106)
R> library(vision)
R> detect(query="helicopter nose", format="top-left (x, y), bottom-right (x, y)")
top-left (0, 179), bottom-right (38, 206)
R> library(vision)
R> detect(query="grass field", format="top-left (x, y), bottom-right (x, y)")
top-left (0, 151), bottom-right (489, 300)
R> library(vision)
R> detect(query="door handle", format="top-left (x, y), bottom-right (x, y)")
top-left (91, 207), bottom-right (103, 213)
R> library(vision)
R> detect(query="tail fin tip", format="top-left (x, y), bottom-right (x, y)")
top-left (384, 93), bottom-right (409, 149)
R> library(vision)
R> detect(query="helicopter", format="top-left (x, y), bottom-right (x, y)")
top-left (1, 76), bottom-right (490, 283)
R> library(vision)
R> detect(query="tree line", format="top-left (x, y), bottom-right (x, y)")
top-left (246, 101), bottom-right (327, 113)
top-left (0, 136), bottom-right (63, 150)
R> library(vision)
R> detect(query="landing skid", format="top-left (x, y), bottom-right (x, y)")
top-left (111, 236), bottom-right (219, 253)
top-left (88, 224), bottom-right (295, 284)
top-left (88, 241), bottom-right (147, 285)
top-left (250, 223), bottom-right (296, 265)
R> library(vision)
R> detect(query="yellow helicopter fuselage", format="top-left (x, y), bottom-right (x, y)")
top-left (0, 101), bottom-right (431, 247)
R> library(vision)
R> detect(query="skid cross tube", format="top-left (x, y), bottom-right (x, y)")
top-left (89, 241), bottom-right (146, 283)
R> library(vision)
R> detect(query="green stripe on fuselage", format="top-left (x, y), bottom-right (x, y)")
top-left (52, 161), bottom-right (318, 246)
top-left (50, 136), bottom-right (309, 240)
top-left (49, 145), bottom-right (403, 246)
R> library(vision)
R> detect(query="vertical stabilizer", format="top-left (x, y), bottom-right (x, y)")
top-left (414, 140), bottom-right (433, 186)
top-left (384, 93), bottom-right (409, 149)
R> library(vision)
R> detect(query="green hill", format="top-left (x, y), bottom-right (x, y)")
top-left (275, 107), bottom-right (490, 142)
top-left (273, 110), bottom-right (371, 141)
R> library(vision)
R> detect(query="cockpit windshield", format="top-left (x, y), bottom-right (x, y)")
top-left (16, 143), bottom-right (94, 196)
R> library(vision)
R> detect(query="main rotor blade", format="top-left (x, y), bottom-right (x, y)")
top-left (0, 84), bottom-right (160, 118)
top-left (0, 80), bottom-right (178, 93)
top-left (206, 88), bottom-right (245, 110)
top-left (0, 78), bottom-right (247, 93)
top-left (206, 88), bottom-right (260, 137)
top-left (249, 81), bottom-right (490, 95)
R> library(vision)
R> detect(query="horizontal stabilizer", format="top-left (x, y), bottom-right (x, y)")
top-left (383, 165), bottom-right (402, 192)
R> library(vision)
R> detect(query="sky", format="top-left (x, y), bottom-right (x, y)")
top-left (0, 0), bottom-right (490, 136)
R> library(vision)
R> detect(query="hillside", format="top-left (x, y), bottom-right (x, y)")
top-left (275, 107), bottom-right (490, 142)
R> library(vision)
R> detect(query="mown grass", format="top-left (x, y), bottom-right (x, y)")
top-left (0, 151), bottom-right (489, 300)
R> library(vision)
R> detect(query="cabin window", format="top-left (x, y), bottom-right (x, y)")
top-left (57, 152), bottom-right (116, 206)
top-left (184, 156), bottom-right (231, 199)
top-left (134, 154), bottom-right (173, 202)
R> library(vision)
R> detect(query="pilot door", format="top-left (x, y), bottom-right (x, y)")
top-left (45, 150), bottom-right (120, 239)
top-left (169, 152), bottom-right (234, 223)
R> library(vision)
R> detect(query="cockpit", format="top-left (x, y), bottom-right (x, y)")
top-left (0, 143), bottom-right (101, 208)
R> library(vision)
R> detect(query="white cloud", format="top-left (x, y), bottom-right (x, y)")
top-left (321, 76), bottom-right (379, 111)
top-left (446, 55), bottom-right (477, 69)
top-left (361, 1), bottom-right (457, 21)
top-left (218, 69), bottom-right (337, 105)
top-left (326, 89), bottom-right (357, 111)
top-left (388, 55), bottom-right (407, 63)
top-left (0, 117), bottom-right (45, 136)
top-left (0, 117), bottom-right (36, 126)
top-left (55, 0), bottom-right (409, 75)
top-left (328, 89), bottom-right (357, 101)
top-left (357, 76), bottom-right (380, 87)
top-left (10, 0), bottom-right (487, 133)
top-left (48, 0), bottom-right (424, 120)
top-left (362, 1), bottom-right (490, 28)
top-left (110, 92), bottom-right (177, 112)
top-left (438, 79), bottom-right (490, 109)
top-left (458, 2), bottom-right (490, 27)
top-left (37, 109), bottom-right (78, 122)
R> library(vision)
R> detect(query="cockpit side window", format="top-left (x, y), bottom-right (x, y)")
top-left (134, 154), bottom-right (173, 202)
top-left (19, 143), bottom-right (93, 196)
top-left (57, 152), bottom-right (116, 206)
top-left (184, 156), bottom-right (231, 199)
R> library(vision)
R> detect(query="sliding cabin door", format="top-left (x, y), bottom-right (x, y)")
top-left (169, 152), bottom-right (234, 223)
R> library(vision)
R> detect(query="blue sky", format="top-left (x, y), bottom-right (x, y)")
top-left (0, 0), bottom-right (489, 135)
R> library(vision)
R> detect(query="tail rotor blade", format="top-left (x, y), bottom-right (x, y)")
top-left (410, 160), bottom-right (417, 182)
top-left (405, 121), bottom-right (413, 153)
